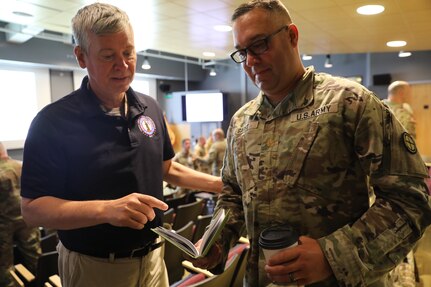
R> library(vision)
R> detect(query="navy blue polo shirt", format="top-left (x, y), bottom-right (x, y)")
top-left (21, 76), bottom-right (175, 255)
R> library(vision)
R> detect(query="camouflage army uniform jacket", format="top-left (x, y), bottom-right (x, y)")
top-left (193, 144), bottom-right (211, 174)
top-left (173, 150), bottom-right (194, 169)
top-left (0, 157), bottom-right (22, 219)
top-left (382, 100), bottom-right (416, 139)
top-left (198, 140), bottom-right (227, 176)
top-left (216, 67), bottom-right (431, 287)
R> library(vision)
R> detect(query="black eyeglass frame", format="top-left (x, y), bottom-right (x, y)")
top-left (230, 24), bottom-right (290, 64)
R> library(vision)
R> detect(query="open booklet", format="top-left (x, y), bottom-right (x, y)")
top-left (152, 208), bottom-right (230, 259)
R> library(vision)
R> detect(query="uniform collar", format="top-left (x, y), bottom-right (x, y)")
top-left (244, 66), bottom-right (315, 120)
top-left (78, 76), bottom-right (148, 119)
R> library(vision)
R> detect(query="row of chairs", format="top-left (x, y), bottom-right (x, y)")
top-left (174, 239), bottom-right (250, 287)
top-left (11, 193), bottom-right (221, 287)
top-left (164, 199), bottom-right (206, 231)
top-left (163, 192), bottom-right (228, 285)
top-left (163, 221), bottom-right (251, 287)
top-left (12, 232), bottom-right (61, 287)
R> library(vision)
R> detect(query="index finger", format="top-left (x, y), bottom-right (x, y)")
top-left (137, 194), bottom-right (169, 211)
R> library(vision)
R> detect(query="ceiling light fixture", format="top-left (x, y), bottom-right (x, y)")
top-left (12, 11), bottom-right (34, 17)
top-left (324, 54), bottom-right (333, 68)
top-left (203, 51), bottom-right (216, 57)
top-left (387, 40), bottom-right (407, 47)
top-left (209, 68), bottom-right (217, 77)
top-left (141, 56), bottom-right (151, 70)
top-left (302, 54), bottom-right (312, 60)
top-left (213, 25), bottom-right (232, 32)
top-left (356, 5), bottom-right (385, 15)
top-left (398, 51), bottom-right (412, 58)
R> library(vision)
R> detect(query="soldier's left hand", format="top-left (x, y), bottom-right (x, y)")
top-left (264, 236), bottom-right (333, 285)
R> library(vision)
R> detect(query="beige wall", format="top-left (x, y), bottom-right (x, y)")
top-left (410, 84), bottom-right (431, 162)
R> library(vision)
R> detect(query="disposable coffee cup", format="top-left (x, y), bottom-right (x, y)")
top-left (259, 224), bottom-right (299, 286)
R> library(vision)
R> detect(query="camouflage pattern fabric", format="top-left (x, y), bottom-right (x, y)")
top-left (193, 144), bottom-right (211, 174)
top-left (382, 100), bottom-right (416, 139)
top-left (0, 158), bottom-right (41, 287)
top-left (195, 139), bottom-right (227, 176)
top-left (207, 140), bottom-right (227, 176)
top-left (215, 67), bottom-right (431, 287)
top-left (173, 150), bottom-right (194, 169)
top-left (172, 151), bottom-right (195, 197)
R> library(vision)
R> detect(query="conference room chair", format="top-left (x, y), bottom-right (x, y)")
top-left (163, 208), bottom-right (176, 228)
top-left (172, 200), bottom-right (204, 230)
top-left (164, 221), bottom-right (195, 285)
top-left (13, 250), bottom-right (59, 287)
top-left (165, 194), bottom-right (188, 210)
top-left (192, 214), bottom-right (213, 243)
top-left (174, 242), bottom-right (250, 287)
top-left (41, 232), bottom-right (59, 253)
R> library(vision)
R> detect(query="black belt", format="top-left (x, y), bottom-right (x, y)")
top-left (82, 241), bottom-right (164, 260)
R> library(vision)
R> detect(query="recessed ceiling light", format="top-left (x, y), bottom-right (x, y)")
top-left (356, 5), bottom-right (385, 15)
top-left (302, 54), bottom-right (312, 60)
top-left (203, 51), bottom-right (216, 57)
top-left (12, 11), bottom-right (34, 17)
top-left (398, 51), bottom-right (412, 57)
top-left (213, 25), bottom-right (232, 32)
top-left (387, 40), bottom-right (407, 47)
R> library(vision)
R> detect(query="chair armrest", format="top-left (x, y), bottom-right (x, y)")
top-left (44, 282), bottom-right (54, 287)
top-left (9, 270), bottom-right (25, 287)
top-left (238, 236), bottom-right (250, 244)
top-left (49, 274), bottom-right (62, 287)
top-left (181, 260), bottom-right (214, 277)
top-left (14, 263), bottom-right (36, 282)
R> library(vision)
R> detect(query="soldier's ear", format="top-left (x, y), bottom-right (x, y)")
top-left (288, 24), bottom-right (299, 47)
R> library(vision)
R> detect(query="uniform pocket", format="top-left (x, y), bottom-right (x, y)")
top-left (284, 122), bottom-right (319, 186)
top-left (234, 129), bottom-right (261, 207)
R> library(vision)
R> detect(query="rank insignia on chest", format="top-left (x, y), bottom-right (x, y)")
top-left (402, 132), bottom-right (417, 154)
top-left (137, 115), bottom-right (156, 137)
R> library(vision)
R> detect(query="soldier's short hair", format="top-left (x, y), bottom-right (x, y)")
top-left (182, 138), bottom-right (191, 145)
top-left (231, 0), bottom-right (292, 23)
top-left (212, 128), bottom-right (225, 140)
top-left (72, 3), bottom-right (131, 53)
top-left (388, 81), bottom-right (410, 96)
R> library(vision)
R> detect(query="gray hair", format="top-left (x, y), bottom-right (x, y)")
top-left (231, 0), bottom-right (292, 23)
top-left (72, 3), bottom-right (131, 53)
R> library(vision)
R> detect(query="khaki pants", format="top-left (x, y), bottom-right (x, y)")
top-left (57, 240), bottom-right (168, 287)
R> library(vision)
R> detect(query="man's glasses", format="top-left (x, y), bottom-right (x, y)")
top-left (230, 25), bottom-right (289, 64)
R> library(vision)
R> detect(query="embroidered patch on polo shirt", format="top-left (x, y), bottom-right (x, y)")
top-left (137, 115), bottom-right (156, 137)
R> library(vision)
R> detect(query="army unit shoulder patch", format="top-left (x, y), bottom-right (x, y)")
top-left (402, 132), bottom-right (417, 154)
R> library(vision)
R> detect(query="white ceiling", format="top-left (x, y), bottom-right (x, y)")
top-left (1, 0), bottom-right (431, 61)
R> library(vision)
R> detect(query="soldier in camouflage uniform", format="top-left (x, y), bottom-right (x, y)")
top-left (173, 138), bottom-right (194, 169)
top-left (382, 81), bottom-right (416, 138)
top-left (189, 1), bottom-right (431, 286)
top-left (195, 129), bottom-right (227, 176)
top-left (0, 142), bottom-right (41, 287)
top-left (193, 136), bottom-right (211, 174)
top-left (172, 138), bottom-right (195, 197)
top-left (383, 82), bottom-right (419, 285)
